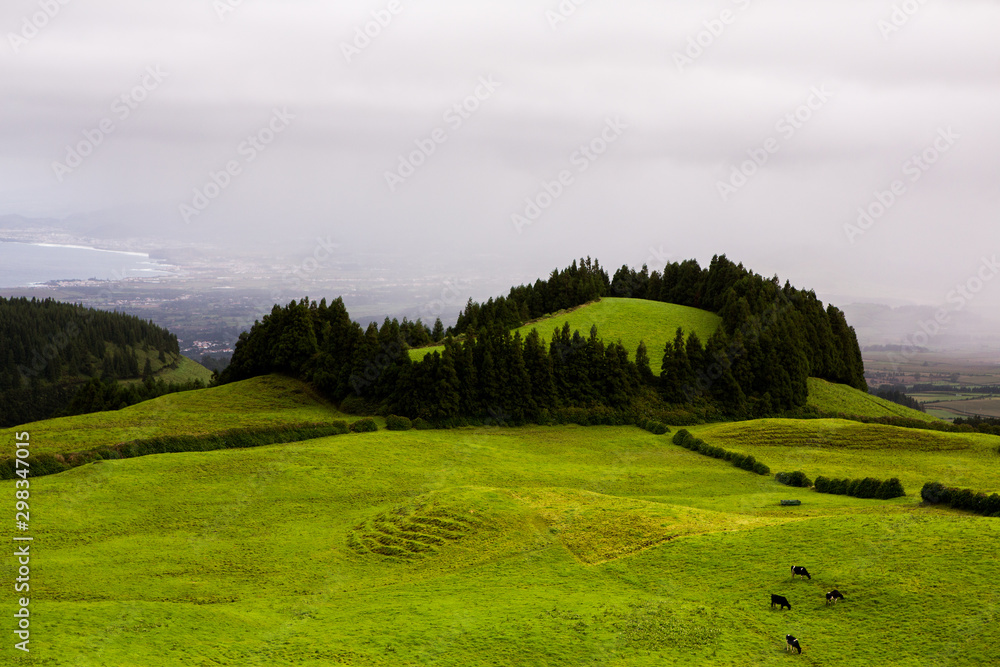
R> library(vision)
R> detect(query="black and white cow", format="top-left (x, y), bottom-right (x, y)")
top-left (785, 634), bottom-right (802, 654)
top-left (791, 565), bottom-right (811, 580)
top-left (770, 594), bottom-right (791, 610)
top-left (826, 589), bottom-right (844, 604)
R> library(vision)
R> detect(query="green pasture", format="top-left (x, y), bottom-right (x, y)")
top-left (409, 298), bottom-right (722, 371)
top-left (5, 416), bottom-right (1000, 665)
top-left (693, 418), bottom-right (1000, 493)
top-left (806, 378), bottom-right (936, 422)
top-left (0, 375), bottom-right (352, 456)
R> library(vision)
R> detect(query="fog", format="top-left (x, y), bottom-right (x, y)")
top-left (2, 0), bottom-right (999, 322)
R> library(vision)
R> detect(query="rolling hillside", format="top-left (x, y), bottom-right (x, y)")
top-left (691, 417), bottom-right (1000, 493)
top-left (9, 418), bottom-right (1000, 666)
top-left (806, 377), bottom-right (937, 422)
top-left (0, 375), bottom-right (351, 456)
top-left (410, 297), bottom-right (722, 371)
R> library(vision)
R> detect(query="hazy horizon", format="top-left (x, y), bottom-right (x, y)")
top-left (3, 0), bottom-right (999, 324)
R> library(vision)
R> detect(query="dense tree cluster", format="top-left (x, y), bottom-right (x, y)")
top-left (451, 257), bottom-right (610, 334)
top-left (0, 297), bottom-right (183, 427)
top-left (220, 256), bottom-right (868, 422)
top-left (874, 384), bottom-right (925, 412)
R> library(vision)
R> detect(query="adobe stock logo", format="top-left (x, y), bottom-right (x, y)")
top-left (844, 127), bottom-right (959, 244)
top-left (179, 108), bottom-right (295, 224)
top-left (340, 1), bottom-right (404, 64)
top-left (7, 0), bottom-right (73, 54)
top-left (52, 66), bottom-right (169, 182)
top-left (384, 76), bottom-right (501, 192)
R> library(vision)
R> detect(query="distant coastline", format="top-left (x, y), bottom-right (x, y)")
top-left (0, 241), bottom-right (175, 288)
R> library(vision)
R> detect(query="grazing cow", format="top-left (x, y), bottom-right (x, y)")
top-left (791, 565), bottom-right (811, 580)
top-left (785, 634), bottom-right (802, 654)
top-left (770, 594), bottom-right (791, 610)
top-left (826, 589), bottom-right (844, 604)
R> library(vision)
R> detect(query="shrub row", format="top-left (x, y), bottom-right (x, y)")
top-left (0, 422), bottom-right (351, 481)
top-left (814, 475), bottom-right (905, 499)
top-left (671, 430), bottom-right (770, 476)
top-left (921, 482), bottom-right (1000, 517)
top-left (395, 408), bottom-right (678, 432)
top-left (775, 471), bottom-right (812, 488)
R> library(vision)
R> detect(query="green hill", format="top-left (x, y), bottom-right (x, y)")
top-left (0, 296), bottom-right (205, 427)
top-left (10, 415), bottom-right (1000, 666)
top-left (410, 297), bottom-right (722, 371)
top-left (0, 375), bottom-right (351, 456)
top-left (807, 377), bottom-right (936, 422)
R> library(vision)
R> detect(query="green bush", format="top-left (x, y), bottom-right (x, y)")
top-left (921, 481), bottom-right (951, 504)
top-left (672, 430), bottom-right (692, 447)
top-left (775, 471), bottom-right (812, 488)
top-left (385, 415), bottom-right (412, 431)
top-left (28, 453), bottom-right (69, 477)
top-left (877, 478), bottom-right (906, 500)
top-left (642, 420), bottom-right (670, 435)
top-left (984, 493), bottom-right (1000, 517)
top-left (412, 417), bottom-right (433, 430)
top-left (349, 418), bottom-right (379, 433)
top-left (752, 461), bottom-right (771, 476)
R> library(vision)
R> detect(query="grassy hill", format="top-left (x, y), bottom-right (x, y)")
top-left (410, 298), bottom-right (722, 372)
top-left (7, 381), bottom-right (1000, 665)
top-left (0, 375), bottom-right (352, 456)
top-left (118, 352), bottom-right (213, 386)
top-left (807, 377), bottom-right (936, 422)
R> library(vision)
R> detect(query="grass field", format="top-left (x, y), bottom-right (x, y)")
top-left (806, 378), bottom-right (937, 422)
top-left (409, 298), bottom-right (722, 372)
top-left (6, 390), bottom-right (1000, 665)
top-left (692, 418), bottom-right (1000, 494)
top-left (0, 375), bottom-right (352, 456)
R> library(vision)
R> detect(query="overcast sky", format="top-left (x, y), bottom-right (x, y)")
top-left (2, 0), bottom-right (999, 316)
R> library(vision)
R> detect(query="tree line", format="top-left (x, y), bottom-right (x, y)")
top-left (0, 297), bottom-right (187, 427)
top-left (220, 255), bottom-right (868, 422)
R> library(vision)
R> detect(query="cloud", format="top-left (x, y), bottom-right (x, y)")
top-left (1, 0), bottom-right (998, 313)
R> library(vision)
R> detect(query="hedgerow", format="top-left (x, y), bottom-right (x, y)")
top-left (671, 429), bottom-right (770, 476)
top-left (921, 482), bottom-right (1000, 517)
top-left (775, 471), bottom-right (812, 488)
top-left (814, 475), bottom-right (905, 500)
top-left (0, 422), bottom-right (351, 481)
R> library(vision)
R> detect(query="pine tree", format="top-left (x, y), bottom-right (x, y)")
top-left (635, 341), bottom-right (655, 385)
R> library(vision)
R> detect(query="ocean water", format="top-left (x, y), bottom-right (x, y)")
top-left (0, 242), bottom-right (174, 288)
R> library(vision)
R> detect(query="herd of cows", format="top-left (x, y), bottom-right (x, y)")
top-left (769, 566), bottom-right (846, 655)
